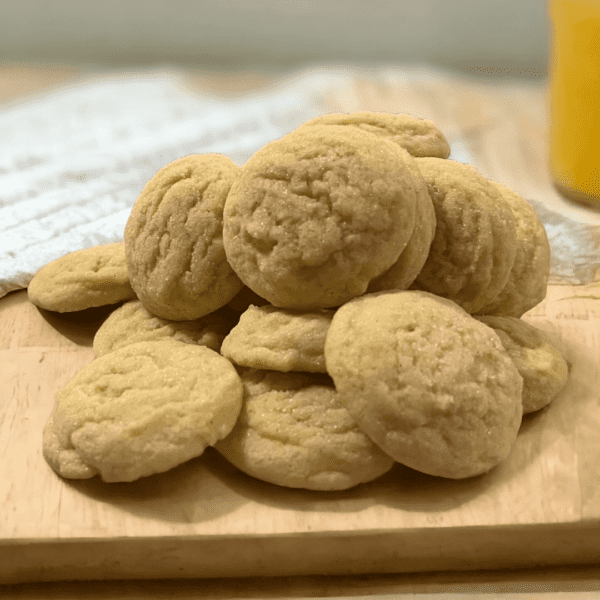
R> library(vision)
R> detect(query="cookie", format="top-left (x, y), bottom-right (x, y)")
top-left (367, 156), bottom-right (436, 292)
top-left (300, 111), bottom-right (451, 158)
top-left (27, 242), bottom-right (136, 312)
top-left (43, 339), bottom-right (243, 482)
top-left (476, 182), bottom-right (551, 317)
top-left (412, 158), bottom-right (517, 314)
top-left (223, 125), bottom-right (420, 309)
top-left (476, 316), bottom-right (569, 413)
top-left (124, 153), bottom-right (243, 321)
top-left (214, 369), bottom-right (395, 490)
top-left (324, 290), bottom-right (523, 479)
top-left (220, 304), bottom-right (334, 373)
top-left (93, 300), bottom-right (235, 358)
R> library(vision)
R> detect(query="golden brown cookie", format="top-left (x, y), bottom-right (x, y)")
top-left (93, 300), bottom-right (235, 357)
top-left (223, 125), bottom-right (420, 309)
top-left (475, 316), bottom-right (569, 413)
top-left (214, 369), bottom-right (395, 490)
top-left (27, 242), bottom-right (136, 312)
top-left (476, 182), bottom-right (551, 317)
top-left (324, 290), bottom-right (523, 479)
top-left (43, 339), bottom-right (243, 482)
top-left (300, 113), bottom-right (439, 292)
top-left (300, 111), bottom-right (451, 158)
top-left (124, 153), bottom-right (243, 321)
top-left (220, 304), bottom-right (334, 373)
top-left (412, 158), bottom-right (517, 314)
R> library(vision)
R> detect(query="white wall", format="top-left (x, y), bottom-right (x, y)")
top-left (0, 0), bottom-right (550, 77)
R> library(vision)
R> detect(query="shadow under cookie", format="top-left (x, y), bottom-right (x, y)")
top-left (36, 302), bottom-right (125, 347)
top-left (65, 452), bottom-right (248, 524)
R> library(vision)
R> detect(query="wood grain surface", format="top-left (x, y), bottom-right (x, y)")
top-left (1, 282), bottom-right (599, 584)
top-left (2, 63), bottom-right (600, 593)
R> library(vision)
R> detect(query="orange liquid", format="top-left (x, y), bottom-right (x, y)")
top-left (549, 0), bottom-right (600, 204)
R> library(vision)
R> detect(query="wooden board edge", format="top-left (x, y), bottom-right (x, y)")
top-left (3, 521), bottom-right (600, 584)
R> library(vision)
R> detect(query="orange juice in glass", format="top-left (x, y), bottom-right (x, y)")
top-left (549, 0), bottom-right (600, 205)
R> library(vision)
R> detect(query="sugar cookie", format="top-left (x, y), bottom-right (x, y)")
top-left (324, 290), bottom-right (523, 479)
top-left (43, 340), bottom-right (243, 482)
top-left (223, 125), bottom-right (420, 309)
top-left (300, 111), bottom-right (451, 158)
top-left (476, 182), bottom-right (551, 317)
top-left (124, 153), bottom-right (243, 321)
top-left (220, 304), bottom-right (333, 373)
top-left (412, 158), bottom-right (517, 314)
top-left (368, 156), bottom-right (436, 292)
top-left (93, 300), bottom-right (235, 357)
top-left (476, 316), bottom-right (569, 413)
top-left (215, 369), bottom-right (395, 490)
top-left (27, 242), bottom-right (136, 312)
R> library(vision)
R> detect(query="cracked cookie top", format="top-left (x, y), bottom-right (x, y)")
top-left (220, 303), bottom-right (334, 373)
top-left (223, 125), bottom-right (421, 309)
top-left (93, 299), bottom-right (235, 357)
top-left (215, 369), bottom-right (394, 490)
top-left (43, 339), bottom-right (243, 482)
top-left (27, 242), bottom-right (136, 312)
top-left (124, 154), bottom-right (243, 320)
top-left (324, 290), bottom-right (523, 479)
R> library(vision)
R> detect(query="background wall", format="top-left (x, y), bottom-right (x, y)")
top-left (0, 0), bottom-right (550, 77)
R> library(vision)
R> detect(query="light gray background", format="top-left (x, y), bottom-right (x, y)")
top-left (0, 0), bottom-right (550, 77)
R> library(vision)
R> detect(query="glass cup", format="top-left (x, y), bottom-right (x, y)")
top-left (548, 0), bottom-right (600, 206)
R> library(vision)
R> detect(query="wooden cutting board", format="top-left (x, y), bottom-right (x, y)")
top-left (1, 284), bottom-right (600, 584)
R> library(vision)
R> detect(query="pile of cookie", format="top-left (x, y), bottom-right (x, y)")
top-left (30, 112), bottom-right (569, 490)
